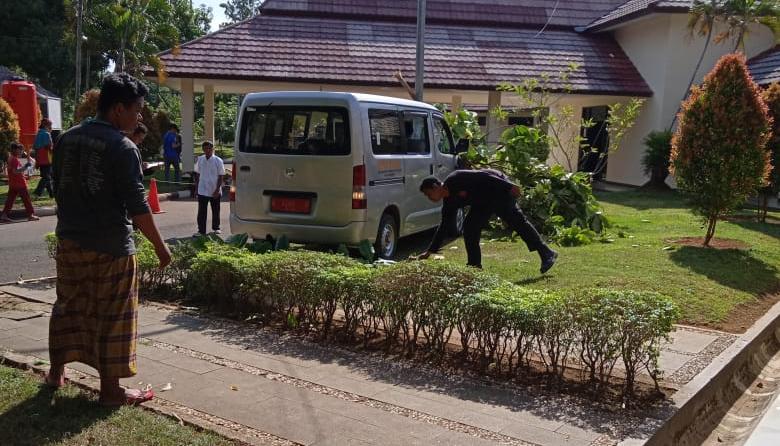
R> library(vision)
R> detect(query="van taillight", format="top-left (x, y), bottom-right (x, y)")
top-left (352, 164), bottom-right (366, 209)
top-left (230, 163), bottom-right (237, 202)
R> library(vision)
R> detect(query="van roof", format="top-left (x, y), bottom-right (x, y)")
top-left (242, 91), bottom-right (439, 111)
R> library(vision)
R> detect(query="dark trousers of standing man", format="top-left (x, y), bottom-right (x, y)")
top-left (34, 164), bottom-right (54, 197)
top-left (197, 194), bottom-right (220, 235)
top-left (463, 195), bottom-right (547, 268)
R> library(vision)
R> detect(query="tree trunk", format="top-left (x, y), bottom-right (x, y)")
top-left (703, 216), bottom-right (718, 246)
top-left (670, 26), bottom-right (714, 130)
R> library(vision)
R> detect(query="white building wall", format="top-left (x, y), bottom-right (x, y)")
top-left (609, 14), bottom-right (774, 186)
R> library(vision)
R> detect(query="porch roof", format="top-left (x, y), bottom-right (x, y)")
top-left (150, 15), bottom-right (652, 97)
top-left (748, 45), bottom-right (780, 86)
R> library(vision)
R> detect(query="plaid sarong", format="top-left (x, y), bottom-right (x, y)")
top-left (49, 239), bottom-right (139, 378)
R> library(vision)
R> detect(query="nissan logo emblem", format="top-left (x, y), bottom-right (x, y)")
top-left (285, 168), bottom-right (295, 178)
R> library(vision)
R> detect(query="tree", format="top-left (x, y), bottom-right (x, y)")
top-left (671, 54), bottom-right (772, 246)
top-left (0, 0), bottom-right (76, 96)
top-left (760, 82), bottom-right (780, 222)
top-left (719, 0), bottom-right (780, 52)
top-left (220, 0), bottom-right (263, 26)
top-left (0, 98), bottom-right (21, 164)
top-left (641, 130), bottom-right (673, 189)
top-left (172, 0), bottom-right (212, 40)
top-left (74, 89), bottom-right (100, 123)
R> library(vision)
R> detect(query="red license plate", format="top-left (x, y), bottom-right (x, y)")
top-left (271, 196), bottom-right (311, 214)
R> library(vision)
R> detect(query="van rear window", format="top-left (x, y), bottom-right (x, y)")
top-left (239, 107), bottom-right (350, 155)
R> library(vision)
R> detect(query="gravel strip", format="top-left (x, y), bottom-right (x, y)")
top-left (666, 335), bottom-right (738, 385)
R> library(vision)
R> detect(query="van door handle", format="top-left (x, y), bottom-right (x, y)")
top-left (429, 165), bottom-right (434, 175)
top-left (240, 166), bottom-right (251, 172)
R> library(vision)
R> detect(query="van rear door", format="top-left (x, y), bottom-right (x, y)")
top-left (233, 106), bottom-right (354, 226)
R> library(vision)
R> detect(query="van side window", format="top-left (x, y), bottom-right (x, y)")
top-left (403, 113), bottom-right (430, 154)
top-left (433, 118), bottom-right (454, 154)
top-left (369, 109), bottom-right (403, 155)
top-left (239, 107), bottom-right (350, 155)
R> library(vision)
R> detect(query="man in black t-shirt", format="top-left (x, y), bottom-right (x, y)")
top-left (414, 169), bottom-right (558, 273)
top-left (47, 73), bottom-right (171, 407)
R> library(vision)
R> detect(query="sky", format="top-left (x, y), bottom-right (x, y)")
top-left (198, 0), bottom-right (229, 32)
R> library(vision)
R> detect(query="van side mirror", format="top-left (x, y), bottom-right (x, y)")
top-left (454, 138), bottom-right (469, 154)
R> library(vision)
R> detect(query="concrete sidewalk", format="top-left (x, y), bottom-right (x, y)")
top-left (0, 282), bottom-right (739, 446)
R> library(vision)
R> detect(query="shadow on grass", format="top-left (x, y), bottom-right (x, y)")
top-left (0, 386), bottom-right (113, 446)
top-left (669, 246), bottom-right (779, 294)
top-left (595, 189), bottom-right (688, 211)
top-left (728, 218), bottom-right (780, 240)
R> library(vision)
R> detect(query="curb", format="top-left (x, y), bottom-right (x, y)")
top-left (6, 189), bottom-right (192, 218)
top-left (9, 205), bottom-right (56, 218)
top-left (622, 300), bottom-right (780, 445)
top-left (0, 352), bottom-right (274, 446)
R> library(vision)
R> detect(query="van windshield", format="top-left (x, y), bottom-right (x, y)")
top-left (239, 107), bottom-right (350, 155)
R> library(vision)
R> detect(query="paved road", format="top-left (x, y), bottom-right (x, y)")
top-left (0, 199), bottom-right (231, 283)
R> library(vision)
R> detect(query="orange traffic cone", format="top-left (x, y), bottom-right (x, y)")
top-left (148, 178), bottom-right (164, 214)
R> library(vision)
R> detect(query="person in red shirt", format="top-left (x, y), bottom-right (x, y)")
top-left (1, 142), bottom-right (39, 222)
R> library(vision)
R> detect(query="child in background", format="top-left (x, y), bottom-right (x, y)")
top-left (1, 142), bottom-right (40, 222)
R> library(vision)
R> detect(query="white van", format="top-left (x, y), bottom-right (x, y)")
top-left (229, 92), bottom-right (465, 258)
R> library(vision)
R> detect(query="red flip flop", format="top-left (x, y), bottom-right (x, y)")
top-left (99, 388), bottom-right (154, 407)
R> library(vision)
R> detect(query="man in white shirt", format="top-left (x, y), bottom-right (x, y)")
top-left (194, 141), bottom-right (225, 235)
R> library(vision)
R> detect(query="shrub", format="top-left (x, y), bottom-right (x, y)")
top-left (137, 104), bottom-right (162, 161)
top-left (74, 89), bottom-right (100, 123)
top-left (187, 244), bottom-right (260, 312)
top-left (641, 130), bottom-right (673, 189)
top-left (376, 262), bottom-right (498, 355)
top-left (672, 54), bottom-right (773, 245)
top-left (0, 98), bottom-right (20, 162)
top-left (44, 232), bottom-right (58, 259)
top-left (760, 82), bottom-right (780, 222)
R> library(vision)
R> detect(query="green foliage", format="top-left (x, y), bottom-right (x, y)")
top-left (219, 0), bottom-right (264, 26)
top-left (496, 125), bottom-right (550, 180)
top-left (761, 82), bottom-right (780, 195)
top-left (0, 1), bottom-right (76, 96)
top-left (672, 54), bottom-right (772, 245)
top-left (519, 164), bottom-right (608, 237)
top-left (166, 247), bottom-right (678, 403)
top-left (74, 89), bottom-right (100, 123)
top-left (0, 98), bottom-right (20, 162)
top-left (553, 225), bottom-right (597, 247)
top-left (641, 130), bottom-right (673, 187)
top-left (44, 232), bottom-right (58, 259)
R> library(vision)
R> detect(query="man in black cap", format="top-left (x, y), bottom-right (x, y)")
top-left (414, 169), bottom-right (557, 273)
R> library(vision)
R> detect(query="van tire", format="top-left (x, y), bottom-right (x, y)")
top-left (375, 213), bottom-right (399, 259)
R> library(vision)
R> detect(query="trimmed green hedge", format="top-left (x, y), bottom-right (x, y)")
top-left (133, 238), bottom-right (679, 401)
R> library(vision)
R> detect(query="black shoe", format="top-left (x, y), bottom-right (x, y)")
top-left (540, 249), bottom-right (558, 274)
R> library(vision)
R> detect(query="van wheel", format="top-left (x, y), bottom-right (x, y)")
top-left (375, 213), bottom-right (398, 259)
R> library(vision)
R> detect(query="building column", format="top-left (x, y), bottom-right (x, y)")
top-left (180, 78), bottom-right (195, 172)
top-left (451, 94), bottom-right (462, 112)
top-left (546, 103), bottom-right (584, 172)
top-left (486, 90), bottom-right (502, 145)
top-left (204, 84), bottom-right (215, 144)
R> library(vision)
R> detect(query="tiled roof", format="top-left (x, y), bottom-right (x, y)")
top-left (748, 45), bottom-right (780, 86)
top-left (261, 0), bottom-right (629, 29)
top-left (154, 15), bottom-right (651, 96)
top-left (584, 0), bottom-right (691, 32)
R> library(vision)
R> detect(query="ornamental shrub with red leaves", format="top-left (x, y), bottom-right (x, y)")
top-left (671, 53), bottom-right (773, 246)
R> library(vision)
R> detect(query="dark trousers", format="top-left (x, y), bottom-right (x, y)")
top-left (197, 194), bottom-right (220, 234)
top-left (463, 196), bottom-right (546, 268)
top-left (164, 157), bottom-right (180, 182)
top-left (34, 164), bottom-right (53, 197)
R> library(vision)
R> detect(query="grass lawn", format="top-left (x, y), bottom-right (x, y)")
top-left (0, 177), bottom-right (56, 208)
top-left (404, 190), bottom-right (780, 331)
top-left (0, 365), bottom-right (234, 446)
